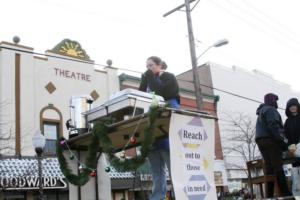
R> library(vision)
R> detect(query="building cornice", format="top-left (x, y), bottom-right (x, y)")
top-left (33, 55), bottom-right (48, 61)
top-left (0, 41), bottom-right (34, 50)
top-left (94, 69), bottom-right (107, 74)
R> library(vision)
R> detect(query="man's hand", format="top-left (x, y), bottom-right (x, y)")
top-left (144, 69), bottom-right (154, 77)
top-left (288, 144), bottom-right (296, 156)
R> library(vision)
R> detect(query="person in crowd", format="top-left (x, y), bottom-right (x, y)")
top-left (139, 56), bottom-right (180, 200)
top-left (255, 93), bottom-right (293, 198)
top-left (284, 98), bottom-right (300, 196)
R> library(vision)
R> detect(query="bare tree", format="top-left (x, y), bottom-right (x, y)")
top-left (0, 99), bottom-right (41, 157)
top-left (0, 127), bottom-right (14, 152)
top-left (220, 112), bottom-right (261, 173)
top-left (0, 100), bottom-right (15, 155)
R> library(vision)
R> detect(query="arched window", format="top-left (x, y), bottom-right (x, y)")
top-left (40, 105), bottom-right (63, 155)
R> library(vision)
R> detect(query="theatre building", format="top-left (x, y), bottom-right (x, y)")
top-left (0, 39), bottom-right (120, 199)
top-left (0, 38), bottom-right (227, 199)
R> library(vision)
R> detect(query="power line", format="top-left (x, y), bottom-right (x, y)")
top-left (191, 0), bottom-right (201, 11)
top-left (209, 0), bottom-right (300, 52)
top-left (0, 45), bottom-right (286, 110)
top-left (176, 78), bottom-right (285, 110)
top-left (223, 0), bottom-right (300, 46)
top-left (163, 0), bottom-right (196, 17)
top-left (241, 0), bottom-right (300, 40)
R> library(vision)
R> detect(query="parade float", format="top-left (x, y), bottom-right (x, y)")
top-left (57, 88), bottom-right (217, 200)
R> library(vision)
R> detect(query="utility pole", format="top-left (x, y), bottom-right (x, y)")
top-left (184, 0), bottom-right (203, 110)
top-left (164, 0), bottom-right (203, 110)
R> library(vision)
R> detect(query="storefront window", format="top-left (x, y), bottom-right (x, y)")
top-left (1, 191), bottom-right (26, 200)
top-left (113, 191), bottom-right (125, 200)
top-left (43, 122), bottom-right (59, 155)
top-left (30, 190), bottom-right (68, 200)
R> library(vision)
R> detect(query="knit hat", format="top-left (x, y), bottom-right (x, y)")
top-left (264, 93), bottom-right (279, 108)
top-left (285, 98), bottom-right (300, 117)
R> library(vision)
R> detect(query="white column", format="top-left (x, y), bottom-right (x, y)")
top-left (80, 151), bottom-right (96, 200)
top-left (104, 66), bottom-right (120, 97)
top-left (97, 154), bottom-right (112, 200)
top-left (67, 151), bottom-right (79, 200)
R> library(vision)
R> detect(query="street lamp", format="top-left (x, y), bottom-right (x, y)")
top-left (196, 39), bottom-right (229, 61)
top-left (32, 130), bottom-right (46, 200)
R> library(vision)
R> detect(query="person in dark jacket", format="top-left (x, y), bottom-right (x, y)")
top-left (139, 58), bottom-right (180, 105)
top-left (139, 56), bottom-right (179, 200)
top-left (255, 93), bottom-right (292, 198)
top-left (284, 98), bottom-right (300, 155)
top-left (284, 98), bottom-right (300, 196)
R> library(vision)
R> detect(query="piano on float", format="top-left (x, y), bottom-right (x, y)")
top-left (66, 88), bottom-right (210, 151)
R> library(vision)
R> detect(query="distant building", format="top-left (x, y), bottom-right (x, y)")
top-left (177, 62), bottom-right (300, 191)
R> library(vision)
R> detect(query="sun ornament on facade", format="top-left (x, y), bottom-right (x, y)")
top-left (51, 39), bottom-right (91, 61)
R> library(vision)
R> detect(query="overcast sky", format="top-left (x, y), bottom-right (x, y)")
top-left (1, 0), bottom-right (300, 91)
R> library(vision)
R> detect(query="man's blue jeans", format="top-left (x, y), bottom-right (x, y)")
top-left (148, 149), bottom-right (171, 200)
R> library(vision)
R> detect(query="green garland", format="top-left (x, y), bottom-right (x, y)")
top-left (56, 128), bottom-right (101, 186)
top-left (94, 106), bottom-right (159, 171)
top-left (57, 105), bottom-right (159, 185)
